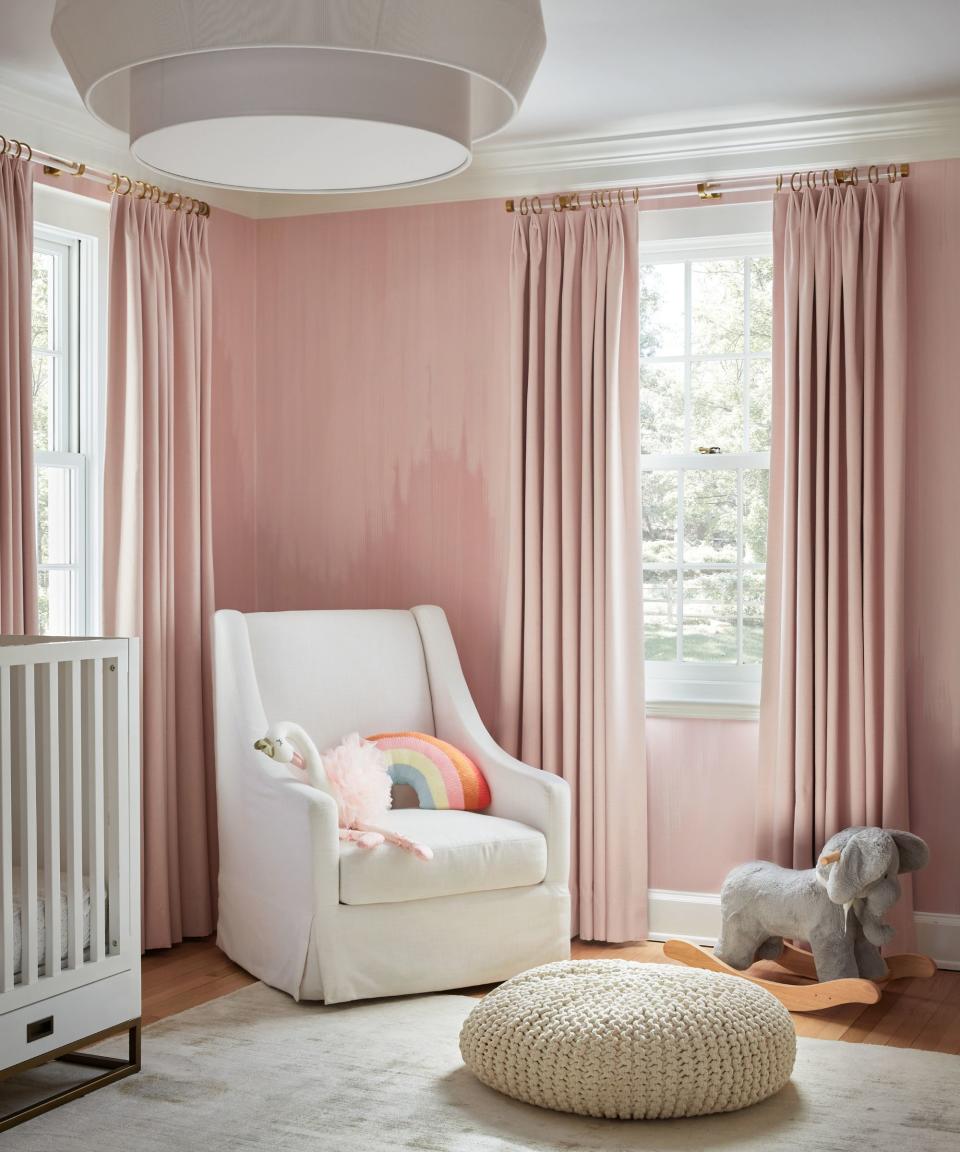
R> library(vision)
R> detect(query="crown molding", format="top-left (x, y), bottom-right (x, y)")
top-left (2, 77), bottom-right (960, 220)
top-left (252, 98), bottom-right (960, 218)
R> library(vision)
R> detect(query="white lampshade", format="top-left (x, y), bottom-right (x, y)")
top-left (52, 0), bottom-right (547, 193)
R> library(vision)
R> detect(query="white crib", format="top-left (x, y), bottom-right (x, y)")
top-left (0, 636), bottom-right (140, 1131)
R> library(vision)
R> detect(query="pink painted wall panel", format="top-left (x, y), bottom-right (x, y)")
top-left (903, 160), bottom-right (960, 914)
top-left (253, 199), bottom-right (510, 723)
top-left (208, 208), bottom-right (259, 611)
top-left (238, 163), bottom-right (959, 914)
top-left (646, 718), bottom-right (757, 892)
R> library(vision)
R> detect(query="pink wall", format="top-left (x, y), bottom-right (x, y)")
top-left (210, 164), bottom-right (960, 915)
top-left (208, 208), bottom-right (259, 612)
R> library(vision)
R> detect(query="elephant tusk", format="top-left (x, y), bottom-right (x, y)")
top-left (819, 850), bottom-right (842, 866)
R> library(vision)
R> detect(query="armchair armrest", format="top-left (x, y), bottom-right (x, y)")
top-left (213, 609), bottom-right (341, 915)
top-left (413, 605), bottom-right (570, 886)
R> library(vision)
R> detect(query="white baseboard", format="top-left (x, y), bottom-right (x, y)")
top-left (648, 889), bottom-right (960, 970)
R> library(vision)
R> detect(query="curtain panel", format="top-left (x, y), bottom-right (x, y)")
top-left (758, 182), bottom-right (913, 933)
top-left (103, 195), bottom-right (216, 949)
top-left (499, 205), bottom-right (648, 943)
top-left (0, 153), bottom-right (38, 635)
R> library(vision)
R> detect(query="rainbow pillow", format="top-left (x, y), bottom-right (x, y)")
top-left (366, 732), bottom-right (491, 812)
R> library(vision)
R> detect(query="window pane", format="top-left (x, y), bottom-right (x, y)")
top-left (742, 569), bottom-right (765, 663)
top-left (691, 259), bottom-right (744, 355)
top-left (743, 469), bottom-right (769, 565)
top-left (640, 262), bottom-right (685, 358)
top-left (750, 256), bottom-right (773, 352)
top-left (37, 465), bottom-right (76, 565)
top-left (644, 570), bottom-right (678, 660)
top-left (684, 470), bottom-right (737, 563)
top-left (642, 471), bottom-right (678, 562)
top-left (32, 354), bottom-right (52, 452)
top-left (640, 363), bottom-right (684, 454)
top-left (690, 359), bottom-right (743, 454)
top-left (750, 358), bottom-right (772, 451)
top-left (38, 568), bottom-right (76, 637)
top-left (32, 251), bottom-right (53, 350)
top-left (682, 570), bottom-right (738, 662)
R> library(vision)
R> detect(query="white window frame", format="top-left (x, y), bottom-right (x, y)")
top-left (640, 216), bottom-right (773, 720)
top-left (33, 185), bottom-right (107, 637)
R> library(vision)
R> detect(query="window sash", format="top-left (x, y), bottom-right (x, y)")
top-left (640, 237), bottom-right (772, 710)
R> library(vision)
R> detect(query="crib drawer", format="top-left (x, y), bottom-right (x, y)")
top-left (0, 967), bottom-right (140, 1073)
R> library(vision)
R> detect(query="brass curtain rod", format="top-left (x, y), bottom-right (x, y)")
top-left (505, 162), bottom-right (910, 214)
top-left (0, 133), bottom-right (211, 216)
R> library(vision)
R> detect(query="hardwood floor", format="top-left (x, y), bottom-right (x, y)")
top-left (142, 936), bottom-right (960, 1053)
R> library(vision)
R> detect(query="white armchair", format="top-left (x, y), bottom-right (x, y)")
top-left (212, 606), bottom-right (571, 1004)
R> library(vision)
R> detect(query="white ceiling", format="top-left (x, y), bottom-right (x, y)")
top-left (2, 0), bottom-right (960, 216)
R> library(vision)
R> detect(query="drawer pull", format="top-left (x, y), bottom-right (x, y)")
top-left (26, 1016), bottom-right (54, 1043)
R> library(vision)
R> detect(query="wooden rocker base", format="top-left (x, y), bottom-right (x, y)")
top-left (663, 939), bottom-right (935, 1013)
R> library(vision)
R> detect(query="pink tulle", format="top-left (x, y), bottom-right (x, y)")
top-left (322, 732), bottom-right (393, 827)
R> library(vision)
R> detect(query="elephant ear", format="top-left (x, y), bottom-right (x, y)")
top-left (890, 830), bottom-right (929, 874)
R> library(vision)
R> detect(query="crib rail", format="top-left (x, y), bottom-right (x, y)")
top-left (0, 639), bottom-right (139, 1013)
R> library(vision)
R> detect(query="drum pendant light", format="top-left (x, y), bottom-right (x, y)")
top-left (52, 1), bottom-right (546, 193)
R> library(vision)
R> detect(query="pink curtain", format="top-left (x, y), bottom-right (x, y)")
top-left (103, 196), bottom-right (216, 949)
top-left (758, 183), bottom-right (913, 932)
top-left (0, 153), bottom-right (38, 635)
top-left (500, 205), bottom-right (647, 942)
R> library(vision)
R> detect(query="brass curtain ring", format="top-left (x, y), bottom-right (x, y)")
top-left (806, 170), bottom-right (816, 190)
top-left (617, 188), bottom-right (625, 207)
top-left (531, 195), bottom-right (542, 215)
top-left (570, 192), bottom-right (581, 211)
top-left (589, 190), bottom-right (598, 209)
top-left (0, 135), bottom-right (7, 157)
top-left (183, 195), bottom-right (196, 215)
top-left (118, 174), bottom-right (132, 196)
top-left (11, 139), bottom-right (22, 159)
top-left (108, 172), bottom-right (120, 193)
top-left (552, 193), bottom-right (562, 213)
top-left (850, 167), bottom-right (859, 186)
top-left (821, 169), bottom-right (831, 188)
top-left (166, 191), bottom-right (182, 212)
top-left (775, 172), bottom-right (783, 192)
top-left (632, 187), bottom-right (640, 204)
top-left (133, 179), bottom-right (146, 199)
top-left (868, 164), bottom-right (879, 185)
top-left (887, 162), bottom-right (897, 183)
top-left (21, 142), bottom-right (32, 162)
top-left (790, 171), bottom-right (802, 193)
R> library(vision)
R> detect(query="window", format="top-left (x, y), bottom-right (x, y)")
top-left (639, 232), bottom-right (773, 714)
top-left (32, 195), bottom-right (105, 637)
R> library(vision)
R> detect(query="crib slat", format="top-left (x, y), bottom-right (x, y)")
top-left (20, 667), bottom-right (38, 984)
top-left (85, 659), bottom-right (106, 963)
top-left (43, 661), bottom-right (61, 978)
top-left (0, 665), bottom-right (13, 991)
top-left (64, 659), bottom-right (83, 970)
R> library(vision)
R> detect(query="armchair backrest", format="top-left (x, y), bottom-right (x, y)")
top-left (214, 608), bottom-right (436, 750)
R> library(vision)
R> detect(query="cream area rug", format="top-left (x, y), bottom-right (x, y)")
top-left (6, 982), bottom-right (960, 1151)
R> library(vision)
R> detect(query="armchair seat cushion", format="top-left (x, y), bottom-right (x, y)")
top-left (339, 811), bottom-right (548, 906)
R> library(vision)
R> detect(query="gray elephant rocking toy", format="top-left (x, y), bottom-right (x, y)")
top-left (665, 826), bottom-right (936, 1012)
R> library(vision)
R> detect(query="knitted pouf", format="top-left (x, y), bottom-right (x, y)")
top-left (459, 960), bottom-right (796, 1120)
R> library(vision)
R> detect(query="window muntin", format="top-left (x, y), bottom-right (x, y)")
top-left (640, 236), bottom-right (772, 709)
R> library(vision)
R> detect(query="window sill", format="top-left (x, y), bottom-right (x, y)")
top-left (645, 700), bottom-right (760, 721)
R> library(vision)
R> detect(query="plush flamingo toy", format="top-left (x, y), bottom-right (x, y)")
top-left (254, 722), bottom-right (433, 860)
